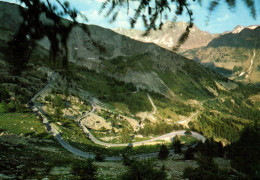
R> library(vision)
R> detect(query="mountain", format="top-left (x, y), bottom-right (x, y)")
top-left (0, 2), bottom-right (260, 179)
top-left (232, 25), bottom-right (259, 34)
top-left (113, 21), bottom-right (219, 51)
top-left (0, 1), bottom-right (259, 149)
top-left (0, 1), bottom-right (220, 98)
top-left (183, 25), bottom-right (260, 83)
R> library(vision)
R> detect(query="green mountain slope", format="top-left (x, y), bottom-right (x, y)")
top-left (0, 1), bottom-right (259, 145)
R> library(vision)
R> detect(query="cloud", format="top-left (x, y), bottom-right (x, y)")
top-left (216, 14), bottom-right (230, 22)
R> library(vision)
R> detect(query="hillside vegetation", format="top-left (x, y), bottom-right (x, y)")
top-left (0, 1), bottom-right (259, 179)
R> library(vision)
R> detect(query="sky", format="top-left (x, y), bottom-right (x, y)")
top-left (3, 0), bottom-right (260, 34)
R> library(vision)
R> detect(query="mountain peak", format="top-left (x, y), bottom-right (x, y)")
top-left (232, 25), bottom-right (244, 34)
top-left (232, 25), bottom-right (259, 34)
top-left (113, 21), bottom-right (217, 51)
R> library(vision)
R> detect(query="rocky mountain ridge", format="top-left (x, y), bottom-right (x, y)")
top-left (232, 25), bottom-right (259, 34)
top-left (183, 25), bottom-right (260, 83)
top-left (113, 21), bottom-right (219, 52)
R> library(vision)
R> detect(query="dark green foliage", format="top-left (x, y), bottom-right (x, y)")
top-left (121, 159), bottom-right (167, 180)
top-left (233, 66), bottom-right (243, 73)
top-left (3, 98), bottom-right (25, 113)
top-left (0, 85), bottom-right (10, 102)
top-left (184, 146), bottom-right (194, 160)
top-left (158, 62), bottom-right (217, 101)
top-left (52, 94), bottom-right (65, 109)
top-left (227, 126), bottom-right (260, 178)
top-left (64, 88), bottom-right (69, 97)
top-left (72, 159), bottom-right (97, 180)
top-left (172, 135), bottom-right (182, 154)
top-left (191, 94), bottom-right (260, 142)
top-left (184, 155), bottom-right (218, 179)
top-left (54, 107), bottom-right (62, 119)
top-left (0, 101), bottom-right (8, 113)
top-left (44, 95), bottom-right (52, 102)
top-left (195, 138), bottom-right (224, 158)
top-left (12, 0), bottom-right (81, 70)
top-left (73, 67), bottom-right (149, 114)
top-left (114, 92), bottom-right (151, 114)
top-left (139, 121), bottom-right (183, 136)
top-left (120, 127), bottom-right (133, 143)
top-left (122, 153), bottom-right (134, 166)
top-left (4, 34), bottom-right (33, 75)
top-left (184, 130), bottom-right (192, 136)
top-left (158, 144), bottom-right (169, 160)
top-left (183, 155), bottom-right (231, 180)
top-left (94, 151), bottom-right (105, 162)
top-left (6, 100), bottom-right (16, 112)
top-left (212, 66), bottom-right (233, 77)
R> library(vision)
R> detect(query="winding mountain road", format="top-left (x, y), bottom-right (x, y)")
top-left (29, 72), bottom-right (205, 160)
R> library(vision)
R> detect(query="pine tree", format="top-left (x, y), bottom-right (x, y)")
top-left (185, 146), bottom-right (194, 160)
top-left (72, 159), bottom-right (97, 180)
top-left (173, 135), bottom-right (182, 154)
top-left (158, 144), bottom-right (169, 160)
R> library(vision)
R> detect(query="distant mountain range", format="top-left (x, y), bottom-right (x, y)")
top-left (183, 25), bottom-right (260, 83)
top-left (113, 21), bottom-right (260, 83)
top-left (113, 21), bottom-right (218, 52)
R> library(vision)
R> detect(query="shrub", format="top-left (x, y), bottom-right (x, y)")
top-left (184, 146), bottom-right (194, 160)
top-left (158, 144), bottom-right (169, 160)
top-left (95, 151), bottom-right (105, 162)
top-left (72, 159), bottom-right (97, 180)
top-left (44, 95), bottom-right (52, 102)
top-left (121, 159), bottom-right (167, 180)
top-left (172, 135), bottom-right (182, 154)
top-left (0, 85), bottom-right (10, 102)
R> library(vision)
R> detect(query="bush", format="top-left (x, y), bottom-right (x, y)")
top-left (185, 130), bottom-right (192, 136)
top-left (53, 94), bottom-right (64, 108)
top-left (44, 95), bottom-right (52, 102)
top-left (172, 135), bottom-right (182, 154)
top-left (0, 85), bottom-right (10, 102)
top-left (183, 155), bottom-right (218, 180)
top-left (95, 151), bottom-right (105, 162)
top-left (6, 100), bottom-right (16, 112)
top-left (54, 107), bottom-right (62, 119)
top-left (158, 144), bottom-right (169, 160)
top-left (194, 138), bottom-right (224, 158)
top-left (184, 146), bottom-right (194, 160)
top-left (72, 159), bottom-right (97, 180)
top-left (122, 153), bottom-right (134, 166)
top-left (121, 159), bottom-right (167, 180)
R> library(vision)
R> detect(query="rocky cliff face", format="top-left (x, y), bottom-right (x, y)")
top-left (113, 21), bottom-right (219, 52)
